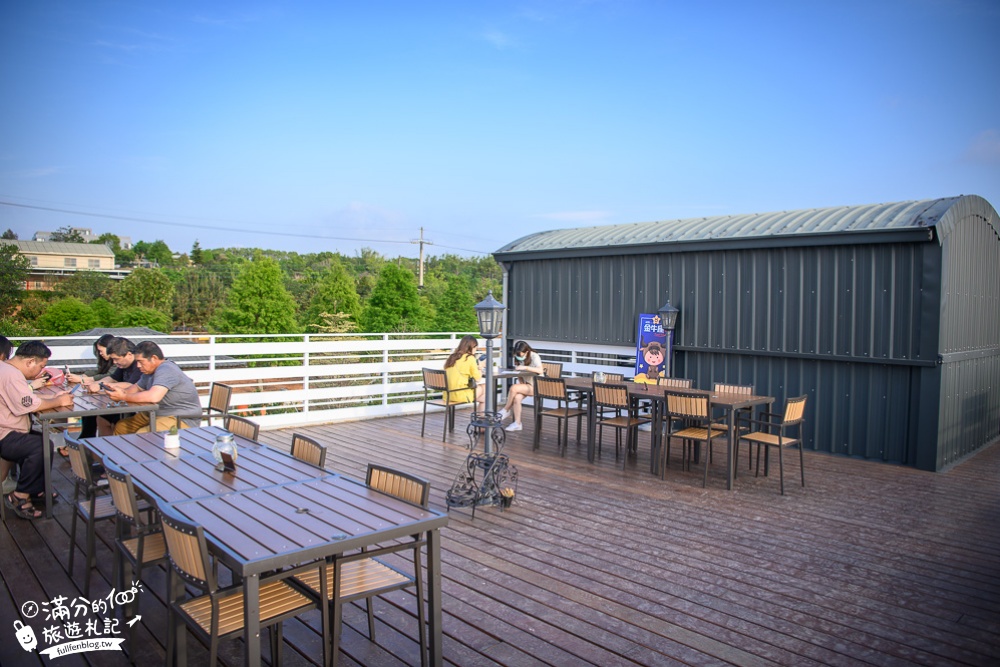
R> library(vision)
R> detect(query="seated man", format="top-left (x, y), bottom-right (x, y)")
top-left (77, 337), bottom-right (143, 437)
top-left (0, 341), bottom-right (74, 519)
top-left (108, 341), bottom-right (202, 434)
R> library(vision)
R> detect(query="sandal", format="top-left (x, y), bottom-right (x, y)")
top-left (5, 493), bottom-right (43, 520)
top-left (31, 491), bottom-right (58, 507)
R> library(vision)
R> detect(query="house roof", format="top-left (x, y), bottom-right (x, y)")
top-left (1, 239), bottom-right (115, 256)
top-left (494, 195), bottom-right (999, 260)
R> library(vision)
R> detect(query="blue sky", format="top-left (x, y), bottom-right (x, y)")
top-left (1, 1), bottom-right (998, 258)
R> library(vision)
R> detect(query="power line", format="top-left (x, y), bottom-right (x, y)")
top-left (0, 198), bottom-right (494, 256)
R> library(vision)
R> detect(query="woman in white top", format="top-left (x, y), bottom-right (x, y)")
top-left (498, 340), bottom-right (544, 431)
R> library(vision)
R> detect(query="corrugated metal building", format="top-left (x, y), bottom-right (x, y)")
top-left (493, 195), bottom-right (1000, 471)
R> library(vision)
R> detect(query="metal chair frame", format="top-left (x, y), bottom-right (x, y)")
top-left (420, 368), bottom-right (472, 442)
top-left (738, 395), bottom-right (808, 495)
top-left (662, 390), bottom-right (730, 486)
top-left (161, 505), bottom-right (321, 667)
top-left (532, 376), bottom-right (586, 456)
top-left (65, 436), bottom-right (117, 597)
top-left (222, 414), bottom-right (260, 442)
top-left (593, 382), bottom-right (650, 466)
top-left (290, 432), bottom-right (327, 469)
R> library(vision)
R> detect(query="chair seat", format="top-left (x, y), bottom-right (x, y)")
top-left (179, 580), bottom-right (313, 637)
top-left (541, 407), bottom-right (587, 419)
top-left (599, 415), bottom-right (649, 428)
top-left (741, 432), bottom-right (801, 447)
top-left (78, 494), bottom-right (117, 521)
top-left (297, 557), bottom-right (414, 602)
top-left (121, 532), bottom-right (167, 563)
top-left (674, 426), bottom-right (727, 441)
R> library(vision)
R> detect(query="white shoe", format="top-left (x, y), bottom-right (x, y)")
top-left (505, 422), bottom-right (522, 432)
top-left (498, 408), bottom-right (510, 421)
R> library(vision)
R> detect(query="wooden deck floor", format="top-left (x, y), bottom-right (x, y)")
top-left (2, 407), bottom-right (999, 666)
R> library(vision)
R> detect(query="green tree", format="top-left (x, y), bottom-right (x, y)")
top-left (303, 260), bottom-right (361, 331)
top-left (115, 306), bottom-right (172, 332)
top-left (2, 229), bottom-right (17, 240)
top-left (133, 240), bottom-right (174, 266)
top-left (0, 316), bottom-right (34, 336)
top-left (49, 226), bottom-right (85, 243)
top-left (432, 275), bottom-right (479, 332)
top-left (359, 263), bottom-right (428, 333)
top-left (56, 271), bottom-right (113, 302)
top-left (190, 240), bottom-right (204, 265)
top-left (114, 268), bottom-right (175, 315)
top-left (0, 243), bottom-right (30, 317)
top-left (90, 298), bottom-right (116, 326)
top-left (212, 254), bottom-right (299, 334)
top-left (174, 269), bottom-right (226, 329)
top-left (36, 297), bottom-right (99, 335)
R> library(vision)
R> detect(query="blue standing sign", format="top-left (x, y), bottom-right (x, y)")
top-left (634, 313), bottom-right (667, 384)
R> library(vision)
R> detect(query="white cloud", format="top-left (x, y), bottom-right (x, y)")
top-left (964, 129), bottom-right (1000, 165)
top-left (482, 30), bottom-right (516, 49)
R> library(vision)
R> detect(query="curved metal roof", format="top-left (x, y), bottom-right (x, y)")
top-left (495, 196), bottom-right (997, 257)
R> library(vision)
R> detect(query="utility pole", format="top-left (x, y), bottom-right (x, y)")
top-left (410, 227), bottom-right (433, 288)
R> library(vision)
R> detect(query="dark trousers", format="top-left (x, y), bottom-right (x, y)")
top-left (0, 430), bottom-right (45, 495)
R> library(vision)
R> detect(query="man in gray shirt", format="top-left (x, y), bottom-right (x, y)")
top-left (108, 341), bottom-right (202, 434)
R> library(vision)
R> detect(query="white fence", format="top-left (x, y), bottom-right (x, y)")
top-left (29, 333), bottom-right (638, 431)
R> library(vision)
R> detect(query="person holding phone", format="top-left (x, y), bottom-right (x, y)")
top-left (108, 341), bottom-right (201, 434)
top-left (77, 337), bottom-right (142, 437)
top-left (497, 340), bottom-right (544, 432)
top-left (0, 341), bottom-right (74, 519)
top-left (443, 335), bottom-right (485, 414)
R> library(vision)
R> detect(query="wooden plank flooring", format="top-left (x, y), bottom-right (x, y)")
top-left (2, 407), bottom-right (999, 666)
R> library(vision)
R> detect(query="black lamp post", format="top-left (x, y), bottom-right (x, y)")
top-left (474, 290), bottom-right (505, 455)
top-left (658, 298), bottom-right (680, 377)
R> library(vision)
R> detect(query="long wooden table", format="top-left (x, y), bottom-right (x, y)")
top-left (84, 426), bottom-right (449, 667)
top-left (35, 385), bottom-right (157, 518)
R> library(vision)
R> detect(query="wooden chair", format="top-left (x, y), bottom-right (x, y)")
top-left (222, 414), bottom-right (259, 442)
top-left (593, 382), bottom-right (650, 465)
top-left (542, 361), bottom-right (562, 378)
top-left (104, 461), bottom-right (165, 656)
top-left (160, 505), bottom-right (319, 667)
top-left (713, 382), bottom-right (754, 470)
top-left (296, 464), bottom-right (431, 667)
top-left (657, 377), bottom-right (694, 389)
top-left (65, 436), bottom-right (117, 597)
top-left (0, 458), bottom-right (15, 520)
top-left (662, 390), bottom-right (729, 486)
top-left (202, 382), bottom-right (233, 426)
top-left (532, 377), bottom-right (586, 456)
top-left (420, 368), bottom-right (471, 442)
top-left (290, 432), bottom-right (327, 469)
top-left (739, 395), bottom-right (808, 495)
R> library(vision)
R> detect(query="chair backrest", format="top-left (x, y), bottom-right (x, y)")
top-left (65, 438), bottom-right (95, 486)
top-left (593, 382), bottom-right (629, 410)
top-left (160, 506), bottom-right (215, 591)
top-left (542, 361), bottom-right (562, 378)
top-left (595, 371), bottom-right (626, 383)
top-left (104, 461), bottom-right (150, 528)
top-left (783, 395), bottom-right (808, 425)
top-left (658, 377), bottom-right (694, 389)
top-left (207, 382), bottom-right (233, 415)
top-left (422, 368), bottom-right (448, 392)
top-left (223, 414), bottom-right (260, 441)
top-left (713, 382), bottom-right (753, 395)
top-left (534, 376), bottom-right (568, 402)
top-left (291, 433), bottom-right (327, 468)
top-left (664, 389), bottom-right (712, 420)
top-left (366, 464), bottom-right (431, 508)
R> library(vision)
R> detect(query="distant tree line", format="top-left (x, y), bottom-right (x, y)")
top-left (0, 235), bottom-right (501, 337)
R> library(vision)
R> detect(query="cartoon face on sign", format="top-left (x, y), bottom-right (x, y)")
top-left (634, 313), bottom-right (669, 384)
top-left (639, 339), bottom-right (664, 382)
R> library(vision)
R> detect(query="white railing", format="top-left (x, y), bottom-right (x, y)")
top-left (24, 332), bottom-right (637, 431)
top-left (30, 332), bottom-right (484, 430)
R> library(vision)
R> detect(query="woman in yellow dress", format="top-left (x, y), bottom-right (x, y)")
top-left (444, 335), bottom-right (485, 413)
